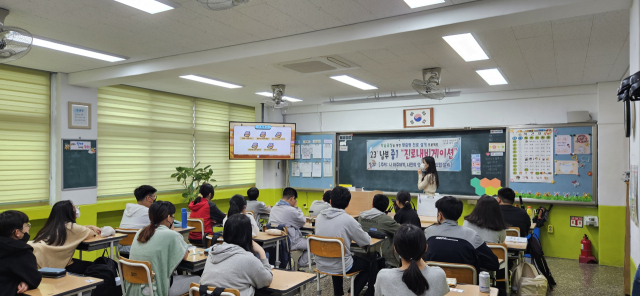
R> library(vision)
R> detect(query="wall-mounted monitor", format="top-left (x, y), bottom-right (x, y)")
top-left (229, 122), bottom-right (296, 160)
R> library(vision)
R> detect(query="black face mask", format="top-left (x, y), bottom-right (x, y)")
top-left (20, 232), bottom-right (30, 243)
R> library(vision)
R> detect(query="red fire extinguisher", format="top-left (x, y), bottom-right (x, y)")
top-left (579, 234), bottom-right (597, 263)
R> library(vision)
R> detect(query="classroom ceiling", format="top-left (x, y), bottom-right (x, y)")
top-left (0, 0), bottom-right (632, 106)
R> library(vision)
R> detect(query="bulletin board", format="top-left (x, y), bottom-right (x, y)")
top-left (506, 123), bottom-right (597, 205)
top-left (287, 133), bottom-right (337, 190)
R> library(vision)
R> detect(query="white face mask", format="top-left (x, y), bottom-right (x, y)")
top-left (75, 206), bottom-right (81, 218)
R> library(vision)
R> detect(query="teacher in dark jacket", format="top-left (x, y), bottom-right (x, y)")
top-left (0, 210), bottom-right (42, 296)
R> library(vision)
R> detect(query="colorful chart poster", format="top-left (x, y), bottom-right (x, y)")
top-left (555, 135), bottom-right (572, 155)
top-left (555, 160), bottom-right (578, 175)
top-left (574, 134), bottom-right (591, 154)
top-left (366, 138), bottom-right (461, 171)
top-left (510, 128), bottom-right (554, 183)
top-left (488, 143), bottom-right (505, 152)
top-left (471, 154), bottom-right (481, 175)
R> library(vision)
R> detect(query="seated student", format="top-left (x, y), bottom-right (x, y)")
top-left (462, 195), bottom-right (507, 244)
top-left (393, 191), bottom-right (421, 228)
top-left (424, 196), bottom-right (499, 273)
top-left (316, 186), bottom-right (373, 296)
top-left (200, 214), bottom-right (273, 296)
top-left (375, 224), bottom-right (449, 296)
top-left (119, 185), bottom-right (156, 254)
top-left (309, 191), bottom-right (332, 218)
top-left (496, 188), bottom-right (531, 237)
top-left (245, 187), bottom-right (271, 219)
top-left (128, 201), bottom-right (199, 296)
top-left (222, 194), bottom-right (260, 238)
top-left (268, 187), bottom-right (308, 266)
top-left (30, 200), bottom-right (101, 273)
top-left (0, 210), bottom-right (42, 296)
top-left (188, 183), bottom-right (226, 245)
top-left (358, 194), bottom-right (401, 267)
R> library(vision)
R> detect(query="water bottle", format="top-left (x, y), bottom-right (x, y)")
top-left (181, 208), bottom-right (187, 229)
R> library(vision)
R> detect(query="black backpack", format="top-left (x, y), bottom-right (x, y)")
top-left (527, 233), bottom-right (556, 289)
top-left (84, 250), bottom-right (122, 296)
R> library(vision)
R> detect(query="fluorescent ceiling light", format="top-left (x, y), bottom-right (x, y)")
top-left (330, 75), bottom-right (378, 90)
top-left (476, 68), bottom-right (508, 85)
top-left (180, 75), bottom-right (243, 89)
top-left (404, 0), bottom-right (445, 9)
top-left (256, 92), bottom-right (303, 102)
top-left (442, 33), bottom-right (489, 62)
top-left (32, 38), bottom-right (127, 62)
top-left (113, 0), bottom-right (174, 14)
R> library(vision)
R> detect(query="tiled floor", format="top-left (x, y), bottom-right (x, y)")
top-left (296, 257), bottom-right (625, 296)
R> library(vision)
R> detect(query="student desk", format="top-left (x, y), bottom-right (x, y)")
top-left (77, 233), bottom-right (127, 260)
top-left (25, 274), bottom-right (103, 296)
top-left (447, 285), bottom-right (498, 296)
top-left (178, 248), bottom-right (208, 273)
top-left (258, 269), bottom-right (315, 296)
top-left (254, 232), bottom-right (288, 267)
top-left (350, 237), bottom-right (384, 254)
top-left (506, 241), bottom-right (527, 251)
top-left (174, 226), bottom-right (196, 234)
top-left (386, 213), bottom-right (437, 228)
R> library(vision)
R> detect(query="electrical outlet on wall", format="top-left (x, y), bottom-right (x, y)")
top-left (303, 203), bottom-right (307, 209)
top-left (548, 225), bottom-right (554, 233)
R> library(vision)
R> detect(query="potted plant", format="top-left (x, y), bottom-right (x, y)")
top-left (171, 162), bottom-right (216, 202)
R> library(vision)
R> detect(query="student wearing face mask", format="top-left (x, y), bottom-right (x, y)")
top-left (119, 185), bottom-right (157, 256)
top-left (0, 210), bottom-right (42, 296)
top-left (29, 200), bottom-right (102, 274)
top-left (423, 196), bottom-right (499, 273)
top-left (417, 156), bottom-right (439, 196)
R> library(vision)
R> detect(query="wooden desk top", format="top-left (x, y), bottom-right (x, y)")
top-left (506, 241), bottom-right (527, 251)
top-left (183, 248), bottom-right (208, 263)
top-left (351, 237), bottom-right (384, 247)
top-left (25, 274), bottom-right (103, 296)
top-left (530, 224), bottom-right (536, 230)
top-left (264, 269), bottom-right (316, 292)
top-left (253, 232), bottom-right (286, 242)
top-left (446, 285), bottom-right (498, 296)
top-left (174, 226), bottom-right (196, 234)
top-left (81, 233), bottom-right (127, 244)
top-left (387, 212), bottom-right (438, 223)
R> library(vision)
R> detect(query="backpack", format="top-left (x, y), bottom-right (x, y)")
top-left (84, 250), bottom-right (122, 296)
top-left (510, 262), bottom-right (548, 296)
top-left (527, 233), bottom-right (556, 288)
top-left (265, 224), bottom-right (292, 270)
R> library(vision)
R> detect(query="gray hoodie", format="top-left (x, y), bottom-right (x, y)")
top-left (315, 208), bottom-right (371, 274)
top-left (199, 243), bottom-right (273, 296)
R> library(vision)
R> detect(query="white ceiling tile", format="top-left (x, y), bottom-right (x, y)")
top-left (307, 0), bottom-right (376, 24)
top-left (512, 21), bottom-right (552, 40)
top-left (585, 54), bottom-right (619, 68)
top-left (587, 35), bottom-right (627, 57)
top-left (530, 72), bottom-right (558, 88)
top-left (552, 19), bottom-right (592, 41)
top-left (582, 63), bottom-right (614, 84)
top-left (608, 37), bottom-right (630, 81)
top-left (475, 28), bottom-right (519, 53)
top-left (554, 38), bottom-right (589, 66)
top-left (359, 48), bottom-right (402, 64)
top-left (266, 0), bottom-right (345, 30)
top-left (522, 49), bottom-right (555, 67)
top-left (490, 47), bottom-right (527, 68)
top-left (397, 53), bottom-right (440, 68)
top-left (557, 72), bottom-right (584, 86)
top-left (354, 0), bottom-right (411, 18)
top-left (518, 35), bottom-right (554, 54)
top-left (556, 63), bottom-right (585, 74)
top-left (551, 15), bottom-right (593, 25)
top-left (236, 3), bottom-right (314, 35)
top-left (591, 9), bottom-right (629, 39)
top-left (386, 43), bottom-right (421, 56)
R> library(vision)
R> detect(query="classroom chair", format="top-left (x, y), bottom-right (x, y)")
top-left (115, 228), bottom-right (138, 258)
top-left (187, 218), bottom-right (208, 247)
top-left (426, 261), bottom-right (477, 285)
top-left (307, 235), bottom-right (361, 295)
top-left (488, 243), bottom-right (510, 296)
top-left (118, 257), bottom-right (155, 296)
top-left (506, 227), bottom-right (521, 237)
top-left (188, 283), bottom-right (240, 296)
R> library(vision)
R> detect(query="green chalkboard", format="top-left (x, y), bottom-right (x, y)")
top-left (62, 139), bottom-right (97, 190)
top-left (338, 129), bottom-right (506, 196)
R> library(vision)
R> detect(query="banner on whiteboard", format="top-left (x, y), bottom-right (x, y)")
top-left (366, 138), bottom-right (461, 171)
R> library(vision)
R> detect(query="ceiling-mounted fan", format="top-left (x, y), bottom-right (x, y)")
top-left (197, 0), bottom-right (250, 10)
top-left (263, 84), bottom-right (290, 109)
top-left (0, 8), bottom-right (33, 64)
top-left (411, 67), bottom-right (461, 100)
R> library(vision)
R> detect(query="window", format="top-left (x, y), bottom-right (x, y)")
top-left (195, 99), bottom-right (256, 187)
top-left (0, 65), bottom-right (50, 204)
top-left (97, 85), bottom-right (256, 197)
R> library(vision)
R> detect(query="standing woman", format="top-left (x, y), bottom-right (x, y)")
top-left (374, 224), bottom-right (449, 296)
top-left (417, 156), bottom-right (439, 196)
top-left (128, 201), bottom-right (199, 296)
top-left (30, 200), bottom-right (101, 273)
top-left (222, 194), bottom-right (260, 238)
top-left (188, 183), bottom-right (226, 245)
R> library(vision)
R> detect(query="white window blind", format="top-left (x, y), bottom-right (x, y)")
top-left (195, 98), bottom-right (256, 187)
top-left (97, 85), bottom-right (195, 197)
top-left (0, 65), bottom-right (50, 204)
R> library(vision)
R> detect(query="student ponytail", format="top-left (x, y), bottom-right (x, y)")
top-left (394, 224), bottom-right (430, 295)
top-left (396, 190), bottom-right (413, 209)
top-left (138, 201), bottom-right (175, 243)
top-left (228, 194), bottom-right (247, 217)
top-left (193, 183), bottom-right (215, 205)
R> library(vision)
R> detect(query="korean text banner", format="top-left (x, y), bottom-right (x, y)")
top-left (366, 138), bottom-right (461, 171)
